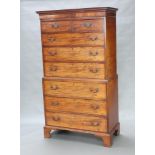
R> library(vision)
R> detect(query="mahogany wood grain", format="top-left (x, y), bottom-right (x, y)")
top-left (42, 33), bottom-right (104, 46)
top-left (43, 76), bottom-right (109, 83)
top-left (102, 134), bottom-right (112, 147)
top-left (107, 77), bottom-right (119, 132)
top-left (45, 96), bottom-right (107, 116)
top-left (43, 122), bottom-right (120, 147)
top-left (43, 47), bottom-right (105, 62)
top-left (105, 16), bottom-right (117, 79)
top-left (41, 19), bottom-right (104, 33)
top-left (37, 7), bottom-right (119, 147)
top-left (75, 12), bottom-right (108, 18)
top-left (41, 20), bottom-right (71, 33)
top-left (37, 7), bottom-right (117, 21)
top-left (101, 122), bottom-right (120, 147)
top-left (45, 112), bottom-right (108, 132)
top-left (44, 126), bottom-right (52, 138)
top-left (73, 19), bottom-right (104, 32)
top-left (43, 79), bottom-right (107, 100)
top-left (44, 62), bottom-right (105, 79)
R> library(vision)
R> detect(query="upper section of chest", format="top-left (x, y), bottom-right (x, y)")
top-left (36, 7), bottom-right (117, 34)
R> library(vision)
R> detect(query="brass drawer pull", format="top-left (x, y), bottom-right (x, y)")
top-left (91, 122), bottom-right (100, 126)
top-left (51, 23), bottom-right (60, 28)
top-left (89, 68), bottom-right (99, 73)
top-left (48, 38), bottom-right (56, 42)
top-left (83, 121), bottom-right (100, 126)
top-left (89, 88), bottom-right (99, 93)
top-left (50, 85), bottom-right (59, 90)
top-left (89, 36), bottom-right (98, 41)
top-left (52, 116), bottom-right (60, 121)
top-left (89, 51), bottom-right (98, 56)
top-left (51, 102), bottom-right (60, 106)
top-left (90, 104), bottom-right (99, 110)
top-left (82, 22), bottom-right (92, 27)
top-left (49, 66), bottom-right (58, 71)
top-left (48, 51), bottom-right (57, 56)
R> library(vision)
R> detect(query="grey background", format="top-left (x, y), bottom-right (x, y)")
top-left (21, 0), bottom-right (135, 155)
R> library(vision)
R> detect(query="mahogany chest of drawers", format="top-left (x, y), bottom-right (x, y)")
top-left (37, 7), bottom-right (120, 147)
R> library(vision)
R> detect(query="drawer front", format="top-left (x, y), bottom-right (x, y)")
top-left (39, 12), bottom-right (106, 20)
top-left (72, 19), bottom-right (104, 32)
top-left (43, 47), bottom-right (105, 62)
top-left (45, 96), bottom-right (107, 116)
top-left (44, 62), bottom-right (105, 79)
top-left (46, 112), bottom-right (108, 132)
top-left (43, 80), bottom-right (106, 100)
top-left (41, 19), bottom-right (103, 33)
top-left (42, 33), bottom-right (104, 46)
top-left (41, 21), bottom-right (71, 33)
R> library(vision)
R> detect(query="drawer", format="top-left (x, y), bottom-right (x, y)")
top-left (72, 19), bottom-right (104, 32)
top-left (41, 19), bottom-right (104, 33)
top-left (44, 62), bottom-right (105, 79)
top-left (41, 21), bottom-right (71, 33)
top-left (45, 96), bottom-right (107, 116)
top-left (42, 33), bottom-right (104, 46)
top-left (46, 112), bottom-right (108, 132)
top-left (43, 47), bottom-right (105, 62)
top-left (43, 80), bottom-right (106, 100)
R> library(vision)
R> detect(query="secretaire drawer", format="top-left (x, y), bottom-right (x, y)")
top-left (43, 79), bottom-right (106, 100)
top-left (45, 96), bottom-right (107, 116)
top-left (42, 33), bottom-right (104, 46)
top-left (46, 112), bottom-right (108, 132)
top-left (44, 62), bottom-right (105, 79)
top-left (43, 47), bottom-right (105, 62)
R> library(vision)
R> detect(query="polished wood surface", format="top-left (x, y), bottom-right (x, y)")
top-left (73, 19), bottom-right (104, 32)
top-left (43, 79), bottom-right (106, 99)
top-left (44, 126), bottom-right (52, 138)
top-left (37, 7), bottom-right (119, 147)
top-left (41, 20), bottom-right (71, 33)
top-left (107, 77), bottom-right (119, 132)
top-left (43, 47), bottom-right (105, 62)
top-left (41, 19), bottom-right (104, 33)
top-left (105, 16), bottom-right (117, 79)
top-left (45, 96), bottom-right (107, 116)
top-left (42, 33), bottom-right (105, 46)
top-left (44, 122), bottom-right (120, 147)
top-left (37, 7), bottom-right (117, 21)
top-left (46, 112), bottom-right (108, 132)
top-left (44, 62), bottom-right (105, 79)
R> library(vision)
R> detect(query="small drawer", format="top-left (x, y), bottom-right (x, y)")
top-left (46, 112), bottom-right (108, 132)
top-left (44, 62), bottom-right (105, 79)
top-left (45, 96), bottom-right (107, 116)
top-left (39, 14), bottom-right (73, 20)
top-left (43, 47), bottom-right (105, 62)
top-left (41, 21), bottom-right (71, 33)
top-left (42, 33), bottom-right (104, 46)
top-left (75, 12), bottom-right (106, 18)
top-left (43, 79), bottom-right (106, 100)
top-left (73, 19), bottom-right (104, 32)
